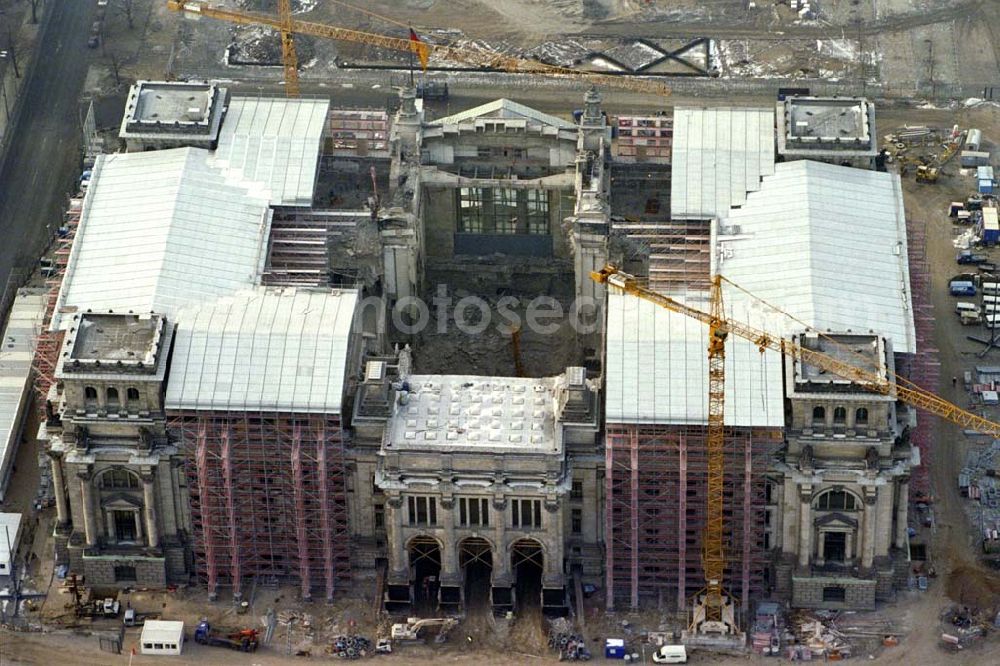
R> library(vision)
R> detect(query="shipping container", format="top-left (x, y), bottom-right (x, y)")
top-left (982, 207), bottom-right (999, 244)
top-left (961, 151), bottom-right (991, 168)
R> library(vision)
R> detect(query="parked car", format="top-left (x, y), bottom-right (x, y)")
top-left (957, 250), bottom-right (989, 265)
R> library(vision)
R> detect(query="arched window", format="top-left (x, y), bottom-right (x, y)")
top-left (126, 388), bottom-right (140, 402)
top-left (100, 468), bottom-right (140, 490)
top-left (815, 490), bottom-right (858, 511)
top-left (812, 406), bottom-right (825, 422)
top-left (84, 386), bottom-right (97, 400)
top-left (107, 387), bottom-right (120, 404)
top-left (855, 407), bottom-right (869, 425)
top-left (833, 406), bottom-right (847, 424)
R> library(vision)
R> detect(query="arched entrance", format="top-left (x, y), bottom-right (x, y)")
top-left (408, 535), bottom-right (441, 613)
top-left (511, 538), bottom-right (544, 611)
top-left (459, 537), bottom-right (493, 611)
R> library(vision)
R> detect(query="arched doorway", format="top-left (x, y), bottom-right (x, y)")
top-left (459, 537), bottom-right (493, 611)
top-left (408, 535), bottom-right (441, 613)
top-left (511, 538), bottom-right (544, 611)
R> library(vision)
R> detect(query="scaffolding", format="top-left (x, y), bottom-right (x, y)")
top-left (32, 199), bottom-right (82, 421)
top-left (604, 424), bottom-right (781, 613)
top-left (169, 411), bottom-right (351, 601)
top-left (901, 219), bottom-right (939, 499)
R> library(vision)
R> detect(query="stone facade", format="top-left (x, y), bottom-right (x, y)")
top-left (353, 351), bottom-right (600, 615)
top-left (768, 333), bottom-right (912, 610)
top-left (43, 312), bottom-right (191, 588)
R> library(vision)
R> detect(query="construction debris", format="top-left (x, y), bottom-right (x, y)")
top-left (546, 617), bottom-right (591, 661)
top-left (327, 635), bottom-right (373, 660)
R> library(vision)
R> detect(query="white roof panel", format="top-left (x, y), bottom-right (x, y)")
top-left (717, 160), bottom-right (916, 353)
top-left (54, 149), bottom-right (269, 329)
top-left (165, 288), bottom-right (358, 413)
top-left (670, 107), bottom-right (775, 220)
top-left (0, 291), bottom-right (45, 497)
top-left (211, 97), bottom-right (330, 206)
top-left (605, 293), bottom-right (785, 426)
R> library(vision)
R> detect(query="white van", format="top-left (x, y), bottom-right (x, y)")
top-left (983, 281), bottom-right (1000, 294)
top-left (956, 302), bottom-right (980, 314)
top-left (652, 645), bottom-right (688, 664)
top-left (984, 294), bottom-right (1000, 306)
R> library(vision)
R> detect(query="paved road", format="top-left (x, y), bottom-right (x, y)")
top-left (0, 0), bottom-right (95, 293)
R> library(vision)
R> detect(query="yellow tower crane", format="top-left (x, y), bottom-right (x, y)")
top-left (591, 264), bottom-right (1000, 639)
top-left (166, 1), bottom-right (672, 98)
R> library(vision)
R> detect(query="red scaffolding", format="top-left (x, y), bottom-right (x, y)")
top-left (169, 411), bottom-right (351, 601)
top-left (901, 219), bottom-right (939, 499)
top-left (32, 199), bottom-right (81, 419)
top-left (604, 424), bottom-right (781, 613)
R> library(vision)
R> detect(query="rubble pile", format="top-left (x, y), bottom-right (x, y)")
top-left (547, 618), bottom-right (591, 661)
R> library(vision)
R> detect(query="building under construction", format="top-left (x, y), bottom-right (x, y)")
top-left (35, 82), bottom-right (928, 617)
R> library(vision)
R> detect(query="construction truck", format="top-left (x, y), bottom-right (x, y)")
top-left (387, 617), bottom-right (459, 645)
top-left (916, 165), bottom-right (940, 183)
top-left (194, 619), bottom-right (260, 652)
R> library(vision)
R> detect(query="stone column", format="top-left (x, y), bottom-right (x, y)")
top-left (439, 494), bottom-right (459, 585)
top-left (142, 471), bottom-right (159, 549)
top-left (542, 496), bottom-right (564, 587)
top-left (798, 487), bottom-right (812, 568)
top-left (386, 495), bottom-right (408, 583)
top-left (492, 494), bottom-right (511, 587)
top-left (49, 452), bottom-right (69, 527)
top-left (78, 468), bottom-right (97, 547)
top-left (862, 494), bottom-right (877, 570)
top-left (895, 477), bottom-right (909, 550)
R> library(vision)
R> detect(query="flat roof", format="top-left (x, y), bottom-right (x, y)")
top-left (66, 313), bottom-right (164, 364)
top-left (132, 82), bottom-right (213, 125)
top-left (141, 620), bottom-right (184, 641)
top-left (794, 333), bottom-right (888, 388)
top-left (120, 81), bottom-right (225, 141)
top-left (670, 106), bottom-right (775, 220)
top-left (0, 512), bottom-right (22, 557)
top-left (386, 375), bottom-right (562, 452)
top-left (778, 97), bottom-right (876, 156)
top-left (164, 288), bottom-right (358, 414)
top-left (0, 292), bottom-right (46, 500)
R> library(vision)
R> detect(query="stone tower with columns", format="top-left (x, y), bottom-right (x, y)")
top-left (43, 312), bottom-right (190, 587)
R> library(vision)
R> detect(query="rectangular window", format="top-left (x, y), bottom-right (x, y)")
top-left (114, 565), bottom-right (137, 583)
top-left (458, 497), bottom-right (490, 527)
top-left (571, 480), bottom-right (583, 501)
top-left (511, 498), bottom-right (542, 529)
top-left (143, 643), bottom-right (153, 650)
top-left (154, 643), bottom-right (163, 650)
top-left (458, 187), bottom-right (485, 233)
top-left (526, 189), bottom-right (549, 235)
top-left (374, 504), bottom-right (385, 530)
top-left (571, 508), bottom-right (582, 534)
top-left (822, 586), bottom-right (846, 602)
top-left (493, 188), bottom-right (518, 233)
top-left (407, 496), bottom-right (437, 526)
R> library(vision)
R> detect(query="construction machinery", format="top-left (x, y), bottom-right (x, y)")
top-left (916, 165), bottom-right (940, 183)
top-left (388, 616), bottom-right (459, 645)
top-left (194, 619), bottom-right (260, 652)
top-left (590, 265), bottom-right (1000, 644)
top-left (166, 1), bottom-right (671, 98)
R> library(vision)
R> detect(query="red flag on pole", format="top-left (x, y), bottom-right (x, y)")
top-left (408, 28), bottom-right (429, 70)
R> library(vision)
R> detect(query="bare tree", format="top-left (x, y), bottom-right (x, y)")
top-left (4, 26), bottom-right (21, 78)
top-left (105, 49), bottom-right (125, 88)
top-left (28, 0), bottom-right (41, 25)
top-left (114, 0), bottom-right (135, 30)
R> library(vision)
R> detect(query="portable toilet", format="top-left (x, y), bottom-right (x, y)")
top-left (606, 638), bottom-right (627, 659)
